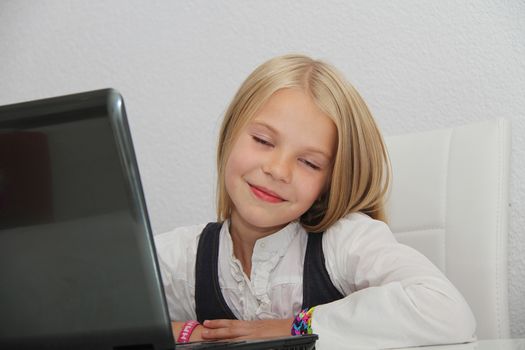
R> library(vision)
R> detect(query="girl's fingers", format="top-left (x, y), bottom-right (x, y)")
top-left (202, 319), bottom-right (233, 329)
top-left (201, 325), bottom-right (246, 340)
top-left (200, 319), bottom-right (292, 341)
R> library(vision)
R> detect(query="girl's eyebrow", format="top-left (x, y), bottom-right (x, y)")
top-left (249, 121), bottom-right (277, 134)
top-left (303, 146), bottom-right (332, 162)
top-left (249, 121), bottom-right (333, 161)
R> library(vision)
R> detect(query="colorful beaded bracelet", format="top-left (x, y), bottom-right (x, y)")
top-left (291, 307), bottom-right (316, 335)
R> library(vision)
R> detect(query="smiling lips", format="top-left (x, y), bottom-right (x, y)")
top-left (249, 184), bottom-right (285, 203)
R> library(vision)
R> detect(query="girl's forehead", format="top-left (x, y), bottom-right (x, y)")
top-left (254, 89), bottom-right (335, 127)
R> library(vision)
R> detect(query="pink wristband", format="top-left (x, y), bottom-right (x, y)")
top-left (177, 320), bottom-right (200, 343)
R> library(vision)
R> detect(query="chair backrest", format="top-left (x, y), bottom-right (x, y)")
top-left (384, 119), bottom-right (510, 339)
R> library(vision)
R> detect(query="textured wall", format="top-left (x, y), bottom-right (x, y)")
top-left (1, 0), bottom-right (523, 337)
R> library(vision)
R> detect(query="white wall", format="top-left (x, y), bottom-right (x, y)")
top-left (1, 0), bottom-right (523, 337)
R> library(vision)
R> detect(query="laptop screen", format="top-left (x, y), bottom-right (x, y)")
top-left (0, 90), bottom-right (174, 349)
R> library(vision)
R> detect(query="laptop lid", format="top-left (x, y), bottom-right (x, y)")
top-left (0, 89), bottom-right (174, 350)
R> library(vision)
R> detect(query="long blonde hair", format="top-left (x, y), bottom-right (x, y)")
top-left (216, 54), bottom-right (391, 232)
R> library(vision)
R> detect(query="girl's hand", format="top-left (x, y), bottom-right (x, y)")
top-left (200, 318), bottom-right (294, 340)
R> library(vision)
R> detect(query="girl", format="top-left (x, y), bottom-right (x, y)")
top-left (154, 54), bottom-right (476, 349)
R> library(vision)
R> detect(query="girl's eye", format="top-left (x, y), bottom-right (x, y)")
top-left (300, 159), bottom-right (321, 170)
top-left (252, 136), bottom-right (273, 147)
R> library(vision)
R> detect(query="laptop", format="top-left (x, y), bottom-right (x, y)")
top-left (0, 89), bottom-right (317, 350)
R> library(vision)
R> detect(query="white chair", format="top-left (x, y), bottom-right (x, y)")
top-left (384, 119), bottom-right (510, 339)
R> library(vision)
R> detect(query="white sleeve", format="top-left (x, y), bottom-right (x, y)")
top-left (312, 214), bottom-right (476, 349)
top-left (153, 224), bottom-right (205, 321)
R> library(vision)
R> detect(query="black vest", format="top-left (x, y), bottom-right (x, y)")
top-left (194, 222), bottom-right (344, 323)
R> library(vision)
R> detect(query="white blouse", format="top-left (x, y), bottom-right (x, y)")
top-left (154, 212), bottom-right (476, 349)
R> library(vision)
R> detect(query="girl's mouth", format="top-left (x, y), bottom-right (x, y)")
top-left (249, 184), bottom-right (285, 203)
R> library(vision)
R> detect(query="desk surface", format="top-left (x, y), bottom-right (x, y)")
top-left (400, 339), bottom-right (525, 350)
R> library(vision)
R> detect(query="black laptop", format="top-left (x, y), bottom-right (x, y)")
top-left (0, 89), bottom-right (317, 350)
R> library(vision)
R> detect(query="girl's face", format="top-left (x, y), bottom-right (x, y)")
top-left (224, 88), bottom-right (337, 234)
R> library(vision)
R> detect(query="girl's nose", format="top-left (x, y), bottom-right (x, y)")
top-left (262, 153), bottom-right (292, 183)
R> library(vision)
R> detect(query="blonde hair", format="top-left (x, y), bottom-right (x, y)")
top-left (216, 54), bottom-right (391, 232)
